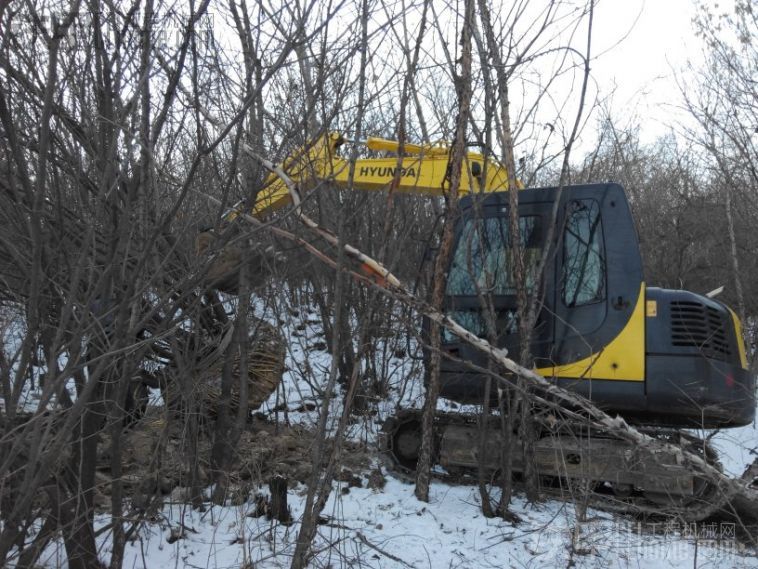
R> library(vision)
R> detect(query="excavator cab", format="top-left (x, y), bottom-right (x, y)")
top-left (437, 182), bottom-right (755, 428)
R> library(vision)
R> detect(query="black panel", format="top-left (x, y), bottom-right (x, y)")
top-left (645, 287), bottom-right (755, 427)
top-left (645, 356), bottom-right (754, 427)
top-left (554, 377), bottom-right (646, 416)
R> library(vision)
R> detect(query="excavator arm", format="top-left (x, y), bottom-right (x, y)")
top-left (227, 132), bottom-right (520, 221)
top-left (203, 132), bottom-right (519, 291)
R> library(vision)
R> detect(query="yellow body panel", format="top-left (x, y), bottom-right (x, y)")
top-left (231, 132), bottom-right (519, 219)
top-left (536, 284), bottom-right (647, 382)
top-left (727, 307), bottom-right (748, 370)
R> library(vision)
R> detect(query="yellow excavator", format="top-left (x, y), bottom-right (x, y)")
top-left (207, 132), bottom-right (755, 512)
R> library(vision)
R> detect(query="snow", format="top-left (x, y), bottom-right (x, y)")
top-left (710, 421), bottom-right (758, 478)
top-left (14, 292), bottom-right (758, 568)
top-left (34, 478), bottom-right (757, 568)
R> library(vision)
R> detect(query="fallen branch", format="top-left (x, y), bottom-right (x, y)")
top-left (355, 531), bottom-right (415, 568)
top-left (220, 147), bottom-right (758, 523)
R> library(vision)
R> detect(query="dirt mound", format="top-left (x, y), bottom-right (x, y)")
top-left (97, 410), bottom-right (374, 507)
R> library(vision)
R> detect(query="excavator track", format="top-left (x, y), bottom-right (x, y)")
top-left (379, 410), bottom-right (732, 522)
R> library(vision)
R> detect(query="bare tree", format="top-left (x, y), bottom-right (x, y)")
top-left (413, 0), bottom-right (476, 503)
top-left (681, 0), bottom-right (757, 348)
top-left (0, 1), bottom-right (339, 565)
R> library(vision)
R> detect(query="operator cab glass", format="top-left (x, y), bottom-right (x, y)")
top-left (443, 214), bottom-right (543, 345)
top-left (562, 199), bottom-right (605, 307)
top-left (446, 216), bottom-right (541, 297)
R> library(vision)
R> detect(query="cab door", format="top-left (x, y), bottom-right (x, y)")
top-left (551, 183), bottom-right (644, 374)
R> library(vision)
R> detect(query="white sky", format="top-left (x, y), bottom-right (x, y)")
top-left (590, 0), bottom-right (708, 142)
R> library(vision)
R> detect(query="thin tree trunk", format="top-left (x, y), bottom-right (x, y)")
top-left (290, 234), bottom-right (348, 569)
top-left (497, 388), bottom-right (517, 517)
top-left (290, 6), bottom-right (371, 562)
top-left (477, 376), bottom-right (495, 517)
top-left (415, 0), bottom-right (475, 502)
top-left (108, 366), bottom-right (130, 569)
top-left (231, 251), bottom-right (251, 448)
top-left (724, 179), bottom-right (746, 327)
top-left (65, 395), bottom-right (107, 569)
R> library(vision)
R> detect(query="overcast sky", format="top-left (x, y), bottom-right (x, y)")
top-left (590, 0), bottom-right (708, 142)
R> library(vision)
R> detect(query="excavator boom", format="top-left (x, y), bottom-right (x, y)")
top-left (228, 132), bottom-right (519, 220)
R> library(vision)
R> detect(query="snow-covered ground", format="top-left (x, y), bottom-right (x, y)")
top-left (10, 291), bottom-right (758, 567)
top-left (34, 477), bottom-right (756, 568)
top-left (710, 422), bottom-right (758, 479)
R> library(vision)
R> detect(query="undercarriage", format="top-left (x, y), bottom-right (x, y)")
top-left (380, 409), bottom-right (758, 524)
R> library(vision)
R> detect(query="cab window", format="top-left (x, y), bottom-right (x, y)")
top-left (446, 216), bottom-right (541, 296)
top-left (562, 199), bottom-right (605, 306)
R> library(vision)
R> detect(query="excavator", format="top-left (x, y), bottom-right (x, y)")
top-left (209, 132), bottom-right (756, 512)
